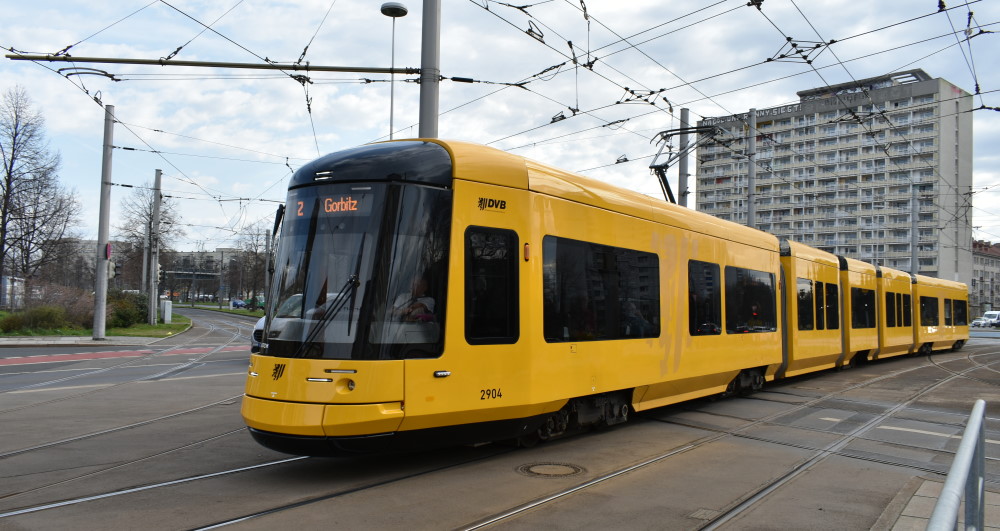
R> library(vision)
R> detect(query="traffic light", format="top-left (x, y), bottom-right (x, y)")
top-left (157, 264), bottom-right (164, 284)
top-left (114, 262), bottom-right (122, 278)
top-left (107, 261), bottom-right (117, 279)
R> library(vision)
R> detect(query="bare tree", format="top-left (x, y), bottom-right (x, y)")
top-left (0, 86), bottom-right (61, 306)
top-left (8, 176), bottom-right (81, 283)
top-left (114, 181), bottom-right (183, 247)
top-left (113, 180), bottom-right (183, 290)
top-left (236, 222), bottom-right (269, 308)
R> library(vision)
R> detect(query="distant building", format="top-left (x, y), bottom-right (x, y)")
top-left (695, 69), bottom-right (973, 285)
top-left (971, 240), bottom-right (1000, 316)
top-left (1, 277), bottom-right (25, 310)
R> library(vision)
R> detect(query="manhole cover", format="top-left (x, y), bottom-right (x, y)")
top-left (516, 462), bottom-right (585, 478)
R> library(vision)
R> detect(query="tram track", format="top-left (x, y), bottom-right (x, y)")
top-left (39, 347), bottom-right (975, 530)
top-left (0, 318), bottom-right (246, 412)
top-left (457, 348), bottom-right (1000, 530)
top-left (0, 393), bottom-right (243, 460)
top-left (696, 352), bottom-right (998, 530)
top-left (1, 332), bottom-right (991, 528)
top-left (0, 311), bottom-right (255, 501)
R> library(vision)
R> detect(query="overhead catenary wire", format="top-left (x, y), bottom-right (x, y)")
top-left (5, 2), bottom-right (998, 255)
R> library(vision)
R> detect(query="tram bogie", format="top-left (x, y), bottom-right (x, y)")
top-left (242, 139), bottom-right (968, 456)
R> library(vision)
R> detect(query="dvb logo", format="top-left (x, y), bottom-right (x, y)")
top-left (478, 197), bottom-right (507, 211)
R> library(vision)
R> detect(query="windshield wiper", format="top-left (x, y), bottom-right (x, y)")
top-left (291, 234), bottom-right (366, 357)
top-left (291, 276), bottom-right (357, 357)
top-left (346, 233), bottom-right (366, 335)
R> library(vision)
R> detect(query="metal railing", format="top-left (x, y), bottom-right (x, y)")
top-left (927, 399), bottom-right (987, 530)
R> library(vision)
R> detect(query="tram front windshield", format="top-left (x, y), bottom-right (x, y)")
top-left (264, 182), bottom-right (450, 360)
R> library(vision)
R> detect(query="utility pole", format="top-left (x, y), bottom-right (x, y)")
top-left (418, 0), bottom-right (441, 138)
top-left (148, 169), bottom-right (161, 325)
top-left (141, 222), bottom-right (149, 292)
top-left (746, 108), bottom-right (756, 229)
top-left (218, 249), bottom-right (224, 310)
top-left (678, 108), bottom-right (691, 207)
top-left (911, 182), bottom-right (919, 275)
top-left (93, 105), bottom-right (114, 340)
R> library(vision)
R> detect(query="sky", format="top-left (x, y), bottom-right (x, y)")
top-left (2, 0), bottom-right (999, 252)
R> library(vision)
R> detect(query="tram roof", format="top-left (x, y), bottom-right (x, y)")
top-left (913, 273), bottom-right (968, 291)
top-left (431, 139), bottom-right (779, 252)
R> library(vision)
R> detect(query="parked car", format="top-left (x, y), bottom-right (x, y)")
top-left (972, 318), bottom-right (987, 328)
top-left (251, 316), bottom-right (265, 353)
top-left (231, 299), bottom-right (248, 309)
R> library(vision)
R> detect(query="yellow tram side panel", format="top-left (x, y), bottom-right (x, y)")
top-left (875, 266), bottom-right (917, 360)
top-left (529, 159), bottom-right (783, 413)
top-left (913, 274), bottom-right (969, 352)
top-left (839, 257), bottom-right (880, 365)
top-left (780, 241), bottom-right (843, 377)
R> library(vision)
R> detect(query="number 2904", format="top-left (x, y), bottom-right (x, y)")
top-left (480, 388), bottom-right (502, 400)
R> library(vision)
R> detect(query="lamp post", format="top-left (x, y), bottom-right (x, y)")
top-left (381, 2), bottom-right (408, 140)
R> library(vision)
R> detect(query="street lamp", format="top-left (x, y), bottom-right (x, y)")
top-left (381, 2), bottom-right (408, 140)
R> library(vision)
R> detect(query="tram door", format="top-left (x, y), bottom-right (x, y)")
top-left (401, 224), bottom-right (522, 431)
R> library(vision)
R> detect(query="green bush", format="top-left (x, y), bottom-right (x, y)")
top-left (23, 305), bottom-right (67, 329)
top-left (0, 306), bottom-right (71, 333)
top-left (0, 314), bottom-right (24, 333)
top-left (107, 290), bottom-right (149, 328)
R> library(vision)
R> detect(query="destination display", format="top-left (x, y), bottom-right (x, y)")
top-left (295, 193), bottom-right (374, 218)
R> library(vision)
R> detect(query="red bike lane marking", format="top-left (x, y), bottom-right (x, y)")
top-left (0, 345), bottom-right (250, 366)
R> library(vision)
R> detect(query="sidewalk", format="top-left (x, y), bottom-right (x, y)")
top-left (874, 478), bottom-right (1000, 530)
top-left (0, 335), bottom-right (167, 348)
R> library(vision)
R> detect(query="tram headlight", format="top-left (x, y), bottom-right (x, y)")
top-left (336, 379), bottom-right (356, 394)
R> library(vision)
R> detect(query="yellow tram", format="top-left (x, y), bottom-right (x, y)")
top-left (242, 140), bottom-right (969, 455)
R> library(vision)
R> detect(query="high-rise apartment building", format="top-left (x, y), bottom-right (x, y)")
top-left (695, 69), bottom-right (973, 285)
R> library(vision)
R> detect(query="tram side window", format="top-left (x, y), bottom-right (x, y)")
top-left (944, 299), bottom-right (953, 326)
top-left (543, 236), bottom-right (660, 342)
top-left (902, 294), bottom-right (912, 326)
top-left (465, 227), bottom-right (519, 344)
top-left (953, 299), bottom-right (968, 326)
top-left (689, 260), bottom-right (722, 335)
top-left (724, 266), bottom-right (777, 333)
top-left (896, 293), bottom-right (904, 327)
top-left (826, 283), bottom-right (839, 330)
top-left (816, 281), bottom-right (825, 331)
top-left (796, 278), bottom-right (814, 331)
top-left (886, 292), bottom-right (897, 327)
top-left (851, 287), bottom-right (876, 329)
top-left (920, 296), bottom-right (939, 326)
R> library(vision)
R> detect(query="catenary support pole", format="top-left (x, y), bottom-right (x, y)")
top-left (148, 169), bottom-right (161, 325)
top-left (141, 223), bottom-right (149, 293)
top-left (418, 0), bottom-right (441, 138)
top-left (912, 182), bottom-right (919, 274)
top-left (678, 108), bottom-right (690, 207)
top-left (747, 108), bottom-right (756, 228)
top-left (93, 105), bottom-right (114, 340)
